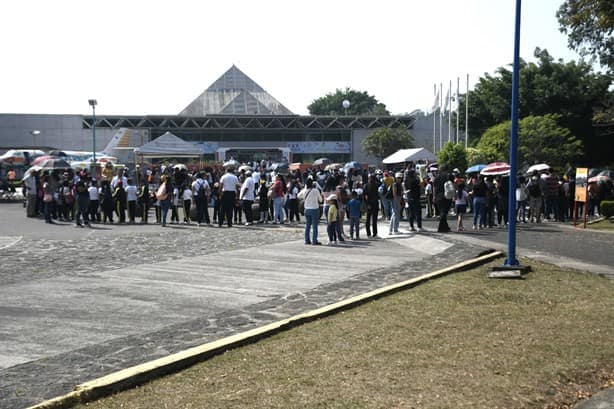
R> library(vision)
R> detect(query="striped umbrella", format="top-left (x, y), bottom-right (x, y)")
top-left (480, 162), bottom-right (510, 176)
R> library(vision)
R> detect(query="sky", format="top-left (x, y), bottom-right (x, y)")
top-left (0, 0), bottom-right (590, 117)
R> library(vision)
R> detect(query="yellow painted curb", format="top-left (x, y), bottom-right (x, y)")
top-left (28, 250), bottom-right (503, 409)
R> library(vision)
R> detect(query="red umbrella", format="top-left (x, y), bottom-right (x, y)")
top-left (480, 162), bottom-right (511, 176)
top-left (31, 155), bottom-right (56, 166)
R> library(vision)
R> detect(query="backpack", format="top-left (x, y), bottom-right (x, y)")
top-left (197, 180), bottom-right (207, 198)
top-left (528, 182), bottom-right (541, 197)
top-left (444, 180), bottom-right (455, 200)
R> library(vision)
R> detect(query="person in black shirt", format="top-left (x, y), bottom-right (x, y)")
top-left (433, 167), bottom-right (452, 233)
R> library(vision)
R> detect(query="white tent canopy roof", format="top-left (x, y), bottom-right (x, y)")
top-left (134, 132), bottom-right (203, 158)
top-left (382, 148), bottom-right (437, 164)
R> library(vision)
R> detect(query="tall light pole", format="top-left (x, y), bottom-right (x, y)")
top-left (31, 130), bottom-right (40, 148)
top-left (88, 99), bottom-right (97, 172)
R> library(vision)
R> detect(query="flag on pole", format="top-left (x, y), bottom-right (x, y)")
top-left (431, 88), bottom-right (440, 112)
top-left (452, 90), bottom-right (459, 113)
top-left (443, 87), bottom-right (450, 112)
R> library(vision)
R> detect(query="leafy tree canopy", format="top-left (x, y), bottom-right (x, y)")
top-left (557, 0), bottom-right (614, 73)
top-left (361, 127), bottom-right (414, 162)
top-left (308, 87), bottom-right (389, 116)
top-left (460, 48), bottom-right (612, 164)
top-left (437, 142), bottom-right (468, 174)
top-left (466, 147), bottom-right (488, 167)
top-left (476, 114), bottom-right (583, 170)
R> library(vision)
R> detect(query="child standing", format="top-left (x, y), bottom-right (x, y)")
top-left (348, 191), bottom-right (362, 240)
top-left (326, 194), bottom-right (338, 246)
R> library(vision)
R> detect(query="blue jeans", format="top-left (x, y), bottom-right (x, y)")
top-left (473, 196), bottom-right (486, 227)
top-left (382, 198), bottom-right (392, 220)
top-left (389, 199), bottom-right (400, 233)
top-left (349, 216), bottom-right (360, 238)
top-left (304, 208), bottom-right (319, 244)
top-left (160, 200), bottom-right (171, 224)
top-left (273, 197), bottom-right (284, 223)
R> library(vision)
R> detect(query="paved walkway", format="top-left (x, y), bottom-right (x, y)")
top-left (0, 203), bottom-right (489, 408)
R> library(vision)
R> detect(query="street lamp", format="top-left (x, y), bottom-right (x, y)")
top-left (88, 99), bottom-right (97, 170)
top-left (342, 99), bottom-right (350, 115)
top-left (31, 130), bottom-right (40, 147)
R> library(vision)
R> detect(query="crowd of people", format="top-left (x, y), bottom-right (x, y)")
top-left (19, 160), bottom-right (614, 244)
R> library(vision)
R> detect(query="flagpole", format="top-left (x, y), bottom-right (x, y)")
top-left (465, 73), bottom-right (469, 149)
top-left (439, 82), bottom-right (443, 151)
top-left (448, 80), bottom-right (452, 142)
top-left (433, 83), bottom-right (437, 153)
top-left (456, 77), bottom-right (460, 143)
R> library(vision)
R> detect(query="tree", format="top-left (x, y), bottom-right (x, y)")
top-left (459, 48), bottom-right (612, 164)
top-left (557, 0), bottom-right (614, 73)
top-left (466, 147), bottom-right (488, 166)
top-left (308, 87), bottom-right (390, 115)
top-left (476, 114), bottom-right (583, 169)
top-left (437, 142), bottom-right (468, 174)
top-left (361, 127), bottom-right (414, 162)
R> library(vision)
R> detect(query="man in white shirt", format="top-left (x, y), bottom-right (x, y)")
top-left (240, 170), bottom-right (256, 225)
top-left (219, 168), bottom-right (240, 227)
top-left (298, 178), bottom-right (323, 245)
top-left (192, 173), bottom-right (211, 226)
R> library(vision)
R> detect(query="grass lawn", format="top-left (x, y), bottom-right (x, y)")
top-left (588, 217), bottom-right (614, 231)
top-left (76, 259), bottom-right (614, 409)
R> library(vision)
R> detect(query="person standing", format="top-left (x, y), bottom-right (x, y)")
top-left (326, 194), bottom-right (339, 246)
top-left (156, 175), bottom-right (172, 227)
top-left (298, 178), bottom-right (323, 245)
top-left (192, 173), bottom-right (210, 226)
top-left (74, 178), bottom-right (90, 227)
top-left (434, 167), bottom-right (452, 233)
top-left (472, 176), bottom-right (488, 229)
top-left (182, 184), bottom-right (192, 224)
top-left (348, 191), bottom-right (362, 240)
top-left (270, 174), bottom-right (286, 225)
top-left (454, 182), bottom-right (469, 231)
top-left (23, 168), bottom-right (39, 217)
top-left (257, 176), bottom-right (269, 223)
top-left (113, 180), bottom-right (127, 224)
top-left (239, 170), bottom-right (256, 225)
top-left (405, 170), bottom-right (422, 232)
top-left (88, 179), bottom-right (101, 223)
top-left (100, 179), bottom-right (115, 224)
top-left (219, 168), bottom-right (239, 227)
top-left (363, 174), bottom-right (379, 238)
top-left (389, 172), bottom-right (403, 235)
top-left (137, 182), bottom-right (149, 223)
top-left (125, 178), bottom-right (138, 224)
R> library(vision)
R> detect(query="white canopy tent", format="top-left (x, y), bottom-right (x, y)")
top-left (134, 132), bottom-right (204, 158)
top-left (382, 148), bottom-right (437, 165)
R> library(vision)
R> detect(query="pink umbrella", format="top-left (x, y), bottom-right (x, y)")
top-left (480, 162), bottom-right (511, 176)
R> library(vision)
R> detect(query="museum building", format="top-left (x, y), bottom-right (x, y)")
top-left (0, 65), bottom-right (416, 165)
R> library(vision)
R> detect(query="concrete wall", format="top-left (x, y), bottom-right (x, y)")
top-left (0, 114), bottom-right (146, 157)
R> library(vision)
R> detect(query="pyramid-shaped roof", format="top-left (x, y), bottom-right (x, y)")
top-left (179, 65), bottom-right (294, 116)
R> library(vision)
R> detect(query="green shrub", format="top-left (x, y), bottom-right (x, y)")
top-left (600, 200), bottom-right (614, 218)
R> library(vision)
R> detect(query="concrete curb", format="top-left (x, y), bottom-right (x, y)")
top-left (27, 249), bottom-right (503, 409)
